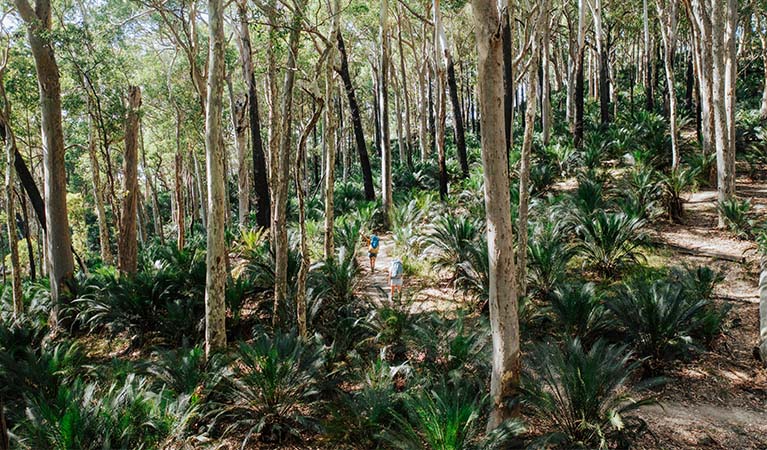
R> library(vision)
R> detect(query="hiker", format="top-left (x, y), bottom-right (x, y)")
top-left (389, 258), bottom-right (404, 299)
top-left (367, 234), bottom-right (380, 272)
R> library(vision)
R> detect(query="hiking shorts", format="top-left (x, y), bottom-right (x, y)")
top-left (390, 277), bottom-right (403, 286)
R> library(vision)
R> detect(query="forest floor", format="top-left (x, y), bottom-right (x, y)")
top-left (633, 170), bottom-right (767, 450)
top-left (355, 168), bottom-right (767, 450)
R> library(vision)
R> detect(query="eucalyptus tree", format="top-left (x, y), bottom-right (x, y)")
top-left (205, 0), bottom-right (227, 356)
top-left (0, 48), bottom-right (23, 317)
top-left (118, 86), bottom-right (141, 276)
top-left (472, 0), bottom-right (521, 430)
top-left (13, 0), bottom-right (76, 316)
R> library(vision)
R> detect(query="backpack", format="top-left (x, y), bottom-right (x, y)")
top-left (370, 235), bottom-right (379, 249)
top-left (390, 259), bottom-right (403, 278)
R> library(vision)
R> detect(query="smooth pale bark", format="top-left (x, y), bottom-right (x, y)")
top-left (759, 16), bottom-right (767, 120)
top-left (433, 0), bottom-right (448, 199)
top-left (518, 3), bottom-right (545, 298)
top-left (336, 32), bottom-right (375, 200)
top-left (297, 98), bottom-right (323, 338)
top-left (325, 2), bottom-right (339, 260)
top-left (574, 0), bottom-right (586, 149)
top-left (87, 113), bottom-right (112, 264)
top-left (227, 80), bottom-right (249, 226)
top-left (266, 3), bottom-right (281, 221)
top-left (204, 0), bottom-right (227, 357)
top-left (118, 86), bottom-right (141, 276)
top-left (1, 89), bottom-right (23, 317)
top-left (723, 0), bottom-right (736, 198)
top-left (473, 0), bottom-right (520, 430)
top-left (14, 0), bottom-right (75, 314)
top-left (236, 0), bottom-right (270, 229)
top-left (393, 64), bottom-right (406, 167)
top-left (643, 0), bottom-right (654, 110)
top-left (418, 31), bottom-right (429, 161)
top-left (541, 14), bottom-right (552, 145)
top-left (380, 0), bottom-right (393, 225)
top-left (588, 0), bottom-right (609, 125)
top-left (396, 6), bottom-right (414, 169)
top-left (656, 0), bottom-right (680, 169)
top-left (710, 0), bottom-right (734, 226)
top-left (273, 3), bottom-right (304, 324)
top-left (174, 110), bottom-right (185, 250)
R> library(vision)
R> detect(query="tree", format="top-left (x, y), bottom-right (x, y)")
top-left (380, 0), bottom-right (393, 225)
top-left (325, 0), bottom-right (340, 260)
top-left (118, 86), bottom-right (141, 276)
top-left (759, 14), bottom-right (767, 120)
top-left (0, 50), bottom-right (23, 317)
top-left (235, 0), bottom-right (270, 229)
top-left (518, 1), bottom-right (547, 298)
top-left (656, 0), bottom-right (680, 169)
top-left (472, 0), bottom-right (521, 430)
top-left (14, 0), bottom-right (76, 318)
top-left (433, 0), bottom-right (449, 199)
top-left (273, 0), bottom-right (305, 324)
top-left (204, 0), bottom-right (227, 357)
top-left (337, 31), bottom-right (376, 201)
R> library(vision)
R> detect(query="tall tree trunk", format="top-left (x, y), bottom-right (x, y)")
top-left (447, 54), bottom-right (469, 178)
top-left (518, 3), bottom-right (545, 299)
top-left (227, 79), bottom-right (250, 226)
top-left (418, 31), bottom-right (429, 161)
top-left (118, 86), bottom-right (140, 276)
top-left (711, 0), bottom-right (733, 227)
top-left (1, 93), bottom-right (23, 317)
top-left (87, 112), bottom-right (112, 264)
top-left (273, 2), bottom-right (304, 324)
top-left (657, 0), bottom-right (679, 169)
top-left (434, 0), bottom-right (449, 199)
top-left (297, 97), bottom-right (323, 338)
top-left (502, 1), bottom-right (514, 155)
top-left (723, 0), bottom-right (737, 198)
top-left (541, 13), bottom-right (552, 145)
top-left (473, 0), bottom-right (520, 430)
top-left (174, 111), bottom-right (185, 250)
top-left (643, 0), bottom-right (654, 111)
top-left (204, 0), bottom-right (227, 357)
top-left (590, 0), bottom-right (610, 125)
top-left (14, 0), bottom-right (76, 317)
top-left (236, 0), bottom-right (270, 229)
top-left (336, 32), bottom-right (375, 200)
top-left (325, 5), bottom-right (339, 260)
top-left (380, 0), bottom-right (393, 226)
top-left (759, 15), bottom-right (767, 120)
top-left (574, 0), bottom-right (586, 149)
top-left (396, 7), bottom-right (414, 169)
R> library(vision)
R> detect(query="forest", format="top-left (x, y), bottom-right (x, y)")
top-left (0, 0), bottom-right (767, 448)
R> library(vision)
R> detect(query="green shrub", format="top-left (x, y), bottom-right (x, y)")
top-left (717, 198), bottom-right (755, 239)
top-left (208, 332), bottom-right (326, 444)
top-left (606, 281), bottom-right (706, 359)
top-left (522, 339), bottom-right (660, 449)
top-left (527, 221), bottom-right (573, 300)
top-left (547, 283), bottom-right (607, 340)
top-left (386, 379), bottom-right (522, 450)
top-left (573, 211), bottom-right (647, 278)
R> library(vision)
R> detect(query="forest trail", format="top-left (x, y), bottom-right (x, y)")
top-left (636, 173), bottom-right (767, 449)
top-left (357, 233), bottom-right (460, 314)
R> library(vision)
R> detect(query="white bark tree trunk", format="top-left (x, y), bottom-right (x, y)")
top-left (0, 79), bottom-right (23, 317)
top-left (272, 1), bottom-right (304, 324)
top-left (324, 0), bottom-right (339, 260)
top-left (14, 0), bottom-right (75, 316)
top-left (204, 0), bottom-right (227, 356)
top-left (380, 0), bottom-right (393, 225)
top-left (656, 0), bottom-right (680, 169)
top-left (473, 0), bottom-right (521, 430)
